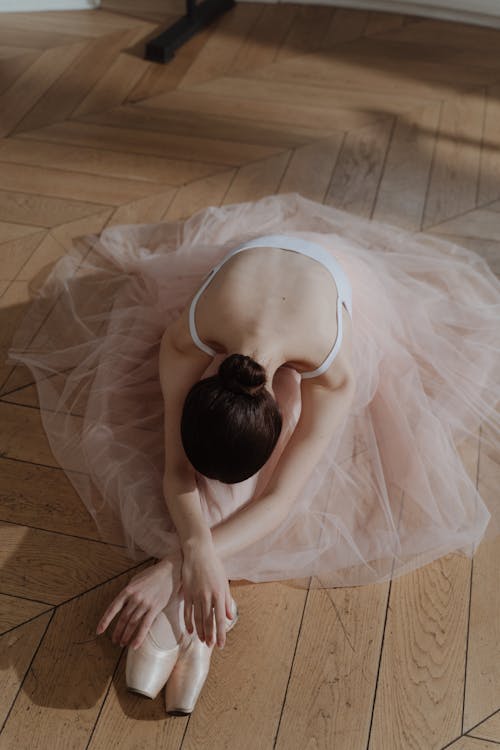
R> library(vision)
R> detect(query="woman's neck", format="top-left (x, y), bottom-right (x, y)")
top-left (224, 337), bottom-right (282, 397)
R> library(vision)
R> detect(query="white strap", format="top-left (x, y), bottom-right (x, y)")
top-left (188, 269), bottom-right (218, 356)
top-left (301, 294), bottom-right (344, 379)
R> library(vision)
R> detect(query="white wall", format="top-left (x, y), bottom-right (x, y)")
top-left (0, 0), bottom-right (100, 11)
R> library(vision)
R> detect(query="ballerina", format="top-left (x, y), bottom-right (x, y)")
top-left (8, 192), bottom-right (500, 715)
top-left (95, 232), bottom-right (356, 713)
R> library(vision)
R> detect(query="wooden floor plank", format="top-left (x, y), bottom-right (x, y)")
top-left (0, 161), bottom-right (176, 206)
top-left (16, 120), bottom-right (283, 166)
top-left (469, 710), bottom-right (500, 743)
top-left (0, 520), bottom-right (134, 603)
top-left (230, 4), bottom-right (298, 74)
top-left (178, 4), bottom-right (263, 89)
top-left (0, 27), bottom-right (89, 51)
top-left (0, 612), bottom-right (53, 729)
top-left (423, 89), bottom-right (485, 228)
top-left (0, 8), bottom-right (147, 37)
top-left (222, 151), bottom-right (291, 205)
top-left (324, 118), bottom-right (394, 218)
top-left (190, 72), bottom-right (435, 118)
top-left (0, 455), bottom-right (117, 544)
top-left (0, 137), bottom-right (227, 186)
top-left (0, 188), bottom-right (111, 228)
top-left (373, 102), bottom-right (441, 230)
top-left (0, 594), bottom-right (52, 635)
top-left (369, 552), bottom-right (473, 749)
top-left (164, 170), bottom-right (236, 221)
top-left (426, 209), bottom-right (500, 276)
top-left (278, 133), bottom-right (345, 203)
top-left (78, 102), bottom-right (310, 149)
top-left (368, 428), bottom-right (481, 749)
top-left (106, 187), bottom-right (177, 226)
top-left (101, 0), bottom-right (187, 21)
top-left (0, 44), bottom-right (86, 138)
top-left (463, 419), bottom-right (500, 732)
top-left (321, 8), bottom-right (370, 47)
top-left (477, 84), bottom-right (500, 205)
top-left (0, 281), bottom-right (38, 393)
top-left (0, 570), bottom-right (146, 749)
top-left (0, 51), bottom-right (39, 97)
top-left (369, 18), bottom-right (500, 53)
top-left (0, 231), bottom-right (46, 283)
top-left (0, 221), bottom-right (44, 244)
top-left (275, 583), bottom-right (389, 749)
top-left (137, 87), bottom-right (371, 138)
top-left (364, 10), bottom-right (406, 36)
top-left (274, 6), bottom-right (335, 61)
top-left (244, 43), bottom-right (496, 99)
top-left (324, 36), bottom-right (500, 85)
top-left (12, 26), bottom-right (155, 136)
top-left (72, 52), bottom-right (151, 118)
top-left (0, 400), bottom-right (81, 469)
top-left (445, 737), bottom-right (500, 749)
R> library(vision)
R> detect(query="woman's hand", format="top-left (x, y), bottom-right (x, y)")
top-left (180, 537), bottom-right (233, 649)
top-left (95, 554), bottom-right (182, 650)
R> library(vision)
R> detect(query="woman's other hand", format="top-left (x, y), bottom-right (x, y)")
top-left (180, 537), bottom-right (233, 649)
top-left (95, 554), bottom-right (182, 650)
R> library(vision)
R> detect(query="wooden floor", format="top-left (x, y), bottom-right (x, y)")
top-left (0, 3), bottom-right (499, 748)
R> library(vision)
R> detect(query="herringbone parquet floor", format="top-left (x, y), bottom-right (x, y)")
top-left (0, 3), bottom-right (499, 749)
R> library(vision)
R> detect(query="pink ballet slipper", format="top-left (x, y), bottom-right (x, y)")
top-left (164, 597), bottom-right (239, 716)
top-left (125, 590), bottom-right (189, 700)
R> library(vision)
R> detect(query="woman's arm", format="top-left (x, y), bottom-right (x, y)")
top-left (201, 371), bottom-right (356, 564)
top-left (159, 328), bottom-right (214, 549)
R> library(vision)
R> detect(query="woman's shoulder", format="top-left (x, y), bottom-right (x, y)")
top-left (303, 306), bottom-right (354, 392)
top-left (162, 289), bottom-right (219, 355)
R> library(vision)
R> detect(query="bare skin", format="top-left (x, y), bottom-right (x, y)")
top-left (96, 244), bottom-right (355, 651)
top-left (167, 244), bottom-right (353, 391)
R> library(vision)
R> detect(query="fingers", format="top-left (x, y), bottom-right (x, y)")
top-left (225, 583), bottom-right (233, 621)
top-left (184, 589), bottom-right (232, 647)
top-left (130, 608), bottom-right (160, 650)
top-left (184, 595), bottom-right (194, 635)
top-left (119, 605), bottom-right (148, 647)
top-left (96, 591), bottom-right (128, 635)
top-left (204, 595), bottom-right (227, 648)
top-left (194, 599), bottom-right (206, 643)
top-left (214, 596), bottom-right (226, 649)
top-left (112, 599), bottom-right (139, 645)
top-left (203, 595), bottom-right (214, 646)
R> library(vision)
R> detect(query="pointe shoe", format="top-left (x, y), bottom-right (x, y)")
top-left (126, 591), bottom-right (189, 700)
top-left (164, 597), bottom-right (239, 716)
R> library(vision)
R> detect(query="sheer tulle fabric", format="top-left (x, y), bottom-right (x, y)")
top-left (7, 193), bottom-right (500, 587)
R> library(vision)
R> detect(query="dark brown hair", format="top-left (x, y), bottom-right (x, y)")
top-left (180, 354), bottom-right (283, 483)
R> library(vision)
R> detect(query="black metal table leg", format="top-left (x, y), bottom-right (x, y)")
top-left (144, 0), bottom-right (236, 64)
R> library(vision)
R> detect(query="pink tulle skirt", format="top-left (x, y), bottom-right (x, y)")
top-left (6, 193), bottom-right (500, 587)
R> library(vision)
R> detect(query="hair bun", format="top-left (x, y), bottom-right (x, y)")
top-left (218, 354), bottom-right (267, 396)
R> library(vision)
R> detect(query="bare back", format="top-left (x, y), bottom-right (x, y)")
top-left (166, 246), bottom-right (353, 389)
